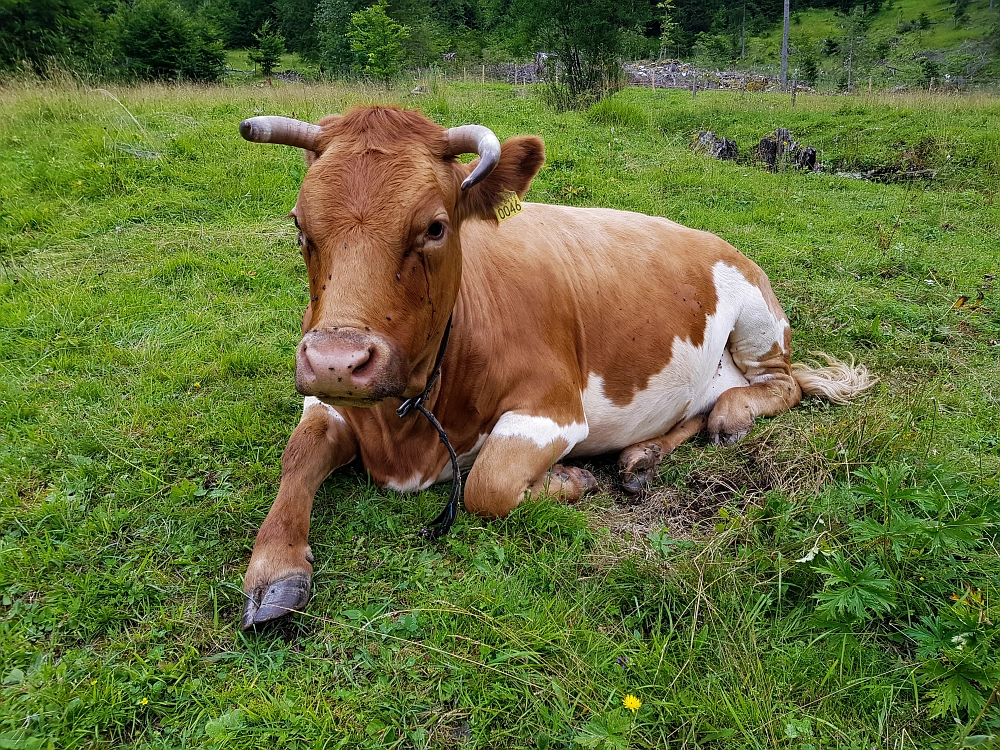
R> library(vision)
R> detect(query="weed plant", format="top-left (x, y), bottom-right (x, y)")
top-left (0, 79), bottom-right (998, 748)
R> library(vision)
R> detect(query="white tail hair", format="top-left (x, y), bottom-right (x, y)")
top-left (791, 352), bottom-right (876, 405)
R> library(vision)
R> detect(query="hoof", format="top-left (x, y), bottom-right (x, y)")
top-left (710, 428), bottom-right (751, 446)
top-left (241, 574), bottom-right (311, 630)
top-left (620, 466), bottom-right (656, 496)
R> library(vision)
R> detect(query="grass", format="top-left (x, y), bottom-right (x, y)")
top-left (1, 77), bottom-right (999, 748)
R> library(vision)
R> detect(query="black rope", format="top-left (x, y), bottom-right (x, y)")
top-left (396, 315), bottom-right (463, 539)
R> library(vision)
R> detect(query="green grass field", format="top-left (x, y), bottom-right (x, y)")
top-left (1, 79), bottom-right (999, 748)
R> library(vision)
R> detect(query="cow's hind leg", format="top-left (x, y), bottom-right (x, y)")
top-left (618, 415), bottom-right (707, 495)
top-left (464, 411), bottom-right (593, 518)
top-left (242, 400), bottom-right (357, 629)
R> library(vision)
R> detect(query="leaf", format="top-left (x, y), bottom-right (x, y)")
top-left (2, 668), bottom-right (24, 685)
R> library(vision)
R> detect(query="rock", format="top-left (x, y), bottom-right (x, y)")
top-left (692, 131), bottom-right (739, 160)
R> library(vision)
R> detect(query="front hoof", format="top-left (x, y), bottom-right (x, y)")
top-left (241, 574), bottom-right (311, 631)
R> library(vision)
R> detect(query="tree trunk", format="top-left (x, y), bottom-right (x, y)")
top-left (781, 0), bottom-right (790, 88)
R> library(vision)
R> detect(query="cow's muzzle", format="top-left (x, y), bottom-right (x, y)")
top-left (296, 328), bottom-right (404, 404)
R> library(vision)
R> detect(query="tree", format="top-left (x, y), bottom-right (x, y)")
top-left (313, 0), bottom-right (358, 73)
top-left (781, 0), bottom-right (790, 86)
top-left (115, 0), bottom-right (225, 81)
top-left (348, 0), bottom-right (408, 81)
top-left (0, 0), bottom-right (108, 71)
top-left (247, 19), bottom-right (285, 76)
top-left (658, 0), bottom-right (679, 59)
top-left (519, 0), bottom-right (651, 109)
top-left (799, 48), bottom-right (819, 84)
top-left (272, 0), bottom-right (319, 55)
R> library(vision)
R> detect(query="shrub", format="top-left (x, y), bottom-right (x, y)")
top-left (348, 0), bottom-right (408, 81)
top-left (114, 0), bottom-right (225, 81)
top-left (799, 51), bottom-right (819, 85)
top-left (247, 20), bottom-right (285, 77)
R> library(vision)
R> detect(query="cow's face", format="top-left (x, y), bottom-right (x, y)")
top-left (242, 107), bottom-right (543, 406)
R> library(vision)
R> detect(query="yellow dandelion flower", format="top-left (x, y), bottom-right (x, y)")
top-left (193, 382), bottom-right (201, 388)
top-left (140, 698), bottom-right (148, 706)
top-left (623, 694), bottom-right (642, 712)
top-left (90, 679), bottom-right (97, 686)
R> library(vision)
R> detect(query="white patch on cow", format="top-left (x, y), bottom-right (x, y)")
top-left (491, 412), bottom-right (589, 460)
top-left (384, 474), bottom-right (435, 493)
top-left (300, 395), bottom-right (347, 424)
top-left (571, 261), bottom-right (786, 457)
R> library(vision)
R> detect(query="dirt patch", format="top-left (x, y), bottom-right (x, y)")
top-left (579, 423), bottom-right (829, 561)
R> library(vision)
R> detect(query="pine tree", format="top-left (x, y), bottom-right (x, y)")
top-left (247, 20), bottom-right (286, 78)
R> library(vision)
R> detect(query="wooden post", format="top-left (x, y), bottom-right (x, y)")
top-left (790, 79), bottom-right (796, 106)
top-left (651, 71), bottom-right (655, 91)
top-left (691, 74), bottom-right (697, 99)
top-left (482, 64), bottom-right (485, 85)
top-left (464, 66), bottom-right (467, 83)
top-left (868, 75), bottom-right (872, 93)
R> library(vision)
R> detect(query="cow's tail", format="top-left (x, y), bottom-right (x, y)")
top-left (791, 352), bottom-right (876, 405)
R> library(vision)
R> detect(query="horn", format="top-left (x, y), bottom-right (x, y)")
top-left (445, 124), bottom-right (501, 191)
top-left (239, 116), bottom-right (323, 151)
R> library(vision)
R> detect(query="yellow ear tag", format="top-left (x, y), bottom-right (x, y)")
top-left (494, 191), bottom-right (523, 223)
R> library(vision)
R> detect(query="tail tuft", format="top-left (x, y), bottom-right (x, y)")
top-left (792, 352), bottom-right (876, 405)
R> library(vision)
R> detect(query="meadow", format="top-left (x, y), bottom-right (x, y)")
top-left (1, 77), bottom-right (998, 748)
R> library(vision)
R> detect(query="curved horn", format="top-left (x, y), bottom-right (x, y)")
top-left (239, 116), bottom-right (323, 151)
top-left (445, 124), bottom-right (501, 191)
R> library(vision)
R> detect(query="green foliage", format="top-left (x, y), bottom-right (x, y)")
top-left (918, 55), bottom-right (941, 84)
top-left (521, 0), bottom-right (651, 109)
top-left (799, 49), bottom-right (819, 84)
top-left (247, 19), bottom-right (286, 76)
top-left (348, 0), bottom-right (408, 81)
top-left (313, 0), bottom-right (358, 73)
top-left (114, 0), bottom-right (225, 81)
top-left (0, 0), bottom-right (110, 72)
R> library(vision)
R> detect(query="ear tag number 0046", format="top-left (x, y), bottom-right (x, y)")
top-left (494, 191), bottom-right (523, 223)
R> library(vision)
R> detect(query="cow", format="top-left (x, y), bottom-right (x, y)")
top-left (236, 106), bottom-right (873, 629)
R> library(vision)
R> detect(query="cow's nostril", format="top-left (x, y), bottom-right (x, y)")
top-left (351, 347), bottom-right (375, 376)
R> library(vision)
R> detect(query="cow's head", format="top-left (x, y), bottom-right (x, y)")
top-left (240, 107), bottom-right (544, 406)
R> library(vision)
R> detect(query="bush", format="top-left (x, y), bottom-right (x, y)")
top-left (114, 0), bottom-right (225, 81)
top-left (247, 20), bottom-right (285, 77)
top-left (799, 52), bottom-right (819, 86)
top-left (348, 0), bottom-right (408, 81)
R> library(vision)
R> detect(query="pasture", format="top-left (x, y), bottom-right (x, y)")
top-left (1, 79), bottom-right (998, 748)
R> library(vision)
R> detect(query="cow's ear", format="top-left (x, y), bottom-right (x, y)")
top-left (457, 135), bottom-right (544, 222)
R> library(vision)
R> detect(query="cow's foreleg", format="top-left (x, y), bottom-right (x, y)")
top-left (242, 400), bottom-right (357, 629)
top-left (464, 412), bottom-right (593, 518)
top-left (618, 414), bottom-right (707, 495)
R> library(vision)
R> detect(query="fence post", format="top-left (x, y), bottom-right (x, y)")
top-left (482, 64), bottom-right (485, 86)
top-left (790, 78), bottom-right (796, 106)
top-left (692, 74), bottom-right (697, 99)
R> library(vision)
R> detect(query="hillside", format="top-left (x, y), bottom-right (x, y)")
top-left (733, 0), bottom-right (1000, 87)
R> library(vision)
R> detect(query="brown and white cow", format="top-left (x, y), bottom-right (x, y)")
top-left (237, 106), bottom-right (872, 629)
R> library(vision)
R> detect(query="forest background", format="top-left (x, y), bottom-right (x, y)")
top-left (2, 0), bottom-right (999, 96)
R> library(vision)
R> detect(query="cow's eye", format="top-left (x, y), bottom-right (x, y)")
top-left (427, 221), bottom-right (445, 240)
